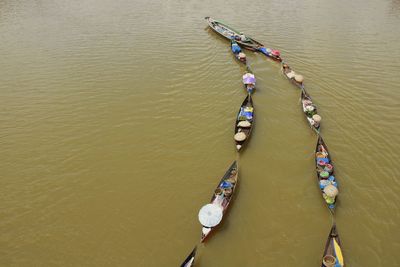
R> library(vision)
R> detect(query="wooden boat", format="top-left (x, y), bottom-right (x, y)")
top-left (301, 88), bottom-right (321, 133)
top-left (315, 136), bottom-right (339, 212)
top-left (180, 246), bottom-right (197, 267)
top-left (230, 39), bottom-right (246, 64)
top-left (205, 17), bottom-right (282, 61)
top-left (321, 224), bottom-right (344, 267)
top-left (200, 161), bottom-right (238, 242)
top-left (282, 63), bottom-right (303, 89)
top-left (234, 94), bottom-right (254, 151)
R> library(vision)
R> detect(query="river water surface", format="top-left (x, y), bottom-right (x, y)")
top-left (1, 0), bottom-right (400, 266)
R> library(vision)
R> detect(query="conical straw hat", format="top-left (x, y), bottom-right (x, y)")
top-left (238, 52), bottom-right (246, 58)
top-left (234, 132), bottom-right (246, 141)
top-left (294, 74), bottom-right (304, 83)
top-left (324, 184), bottom-right (339, 197)
top-left (313, 114), bottom-right (322, 122)
top-left (323, 255), bottom-right (336, 267)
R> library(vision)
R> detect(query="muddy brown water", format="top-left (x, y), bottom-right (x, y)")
top-left (1, 0), bottom-right (400, 266)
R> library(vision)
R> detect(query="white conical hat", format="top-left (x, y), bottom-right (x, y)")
top-left (323, 184), bottom-right (339, 198)
top-left (198, 204), bottom-right (223, 227)
top-left (295, 74), bottom-right (304, 83)
top-left (238, 52), bottom-right (246, 58)
top-left (313, 114), bottom-right (322, 122)
top-left (234, 132), bottom-right (247, 141)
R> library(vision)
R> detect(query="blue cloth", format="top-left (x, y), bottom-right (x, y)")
top-left (259, 47), bottom-right (267, 54)
top-left (317, 157), bottom-right (330, 164)
top-left (244, 111), bottom-right (253, 120)
top-left (231, 44), bottom-right (241, 53)
top-left (220, 181), bottom-right (233, 188)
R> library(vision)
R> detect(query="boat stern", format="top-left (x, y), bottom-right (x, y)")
top-left (201, 227), bottom-right (212, 242)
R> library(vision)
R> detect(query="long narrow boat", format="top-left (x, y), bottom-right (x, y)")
top-left (180, 246), bottom-right (197, 267)
top-left (301, 88), bottom-right (321, 133)
top-left (321, 224), bottom-right (344, 267)
top-left (282, 62), bottom-right (304, 89)
top-left (315, 136), bottom-right (339, 212)
top-left (199, 161), bottom-right (238, 242)
top-left (205, 17), bottom-right (282, 61)
top-left (231, 39), bottom-right (246, 64)
top-left (234, 94), bottom-right (254, 151)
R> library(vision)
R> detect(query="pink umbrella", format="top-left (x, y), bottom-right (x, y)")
top-left (242, 73), bottom-right (256, 84)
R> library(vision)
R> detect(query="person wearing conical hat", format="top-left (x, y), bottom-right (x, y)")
top-left (239, 32), bottom-right (246, 42)
top-left (312, 114), bottom-right (322, 128)
top-left (238, 52), bottom-right (246, 63)
top-left (282, 62), bottom-right (295, 79)
top-left (294, 74), bottom-right (304, 84)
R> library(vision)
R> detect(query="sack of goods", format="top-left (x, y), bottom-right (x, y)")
top-left (324, 164), bottom-right (334, 173)
top-left (237, 120), bottom-right (251, 128)
top-left (317, 157), bottom-right (330, 165)
top-left (323, 194), bottom-right (335, 204)
top-left (305, 105), bottom-right (316, 117)
top-left (287, 71), bottom-right (296, 79)
top-left (316, 151), bottom-right (328, 158)
top-left (234, 132), bottom-right (247, 141)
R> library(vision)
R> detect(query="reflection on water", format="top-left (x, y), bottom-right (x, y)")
top-left (0, 0), bottom-right (399, 266)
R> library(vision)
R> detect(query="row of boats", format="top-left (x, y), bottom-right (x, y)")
top-left (181, 17), bottom-right (344, 267)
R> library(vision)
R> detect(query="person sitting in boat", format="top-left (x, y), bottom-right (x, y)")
top-left (311, 114), bottom-right (322, 128)
top-left (239, 32), bottom-right (246, 42)
top-left (246, 83), bottom-right (255, 92)
top-left (231, 41), bottom-right (242, 54)
top-left (282, 63), bottom-right (296, 79)
top-left (282, 63), bottom-right (289, 71)
top-left (238, 52), bottom-right (246, 63)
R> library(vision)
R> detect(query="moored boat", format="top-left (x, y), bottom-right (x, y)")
top-left (231, 39), bottom-right (246, 64)
top-left (180, 246), bottom-right (197, 267)
top-left (199, 161), bottom-right (238, 242)
top-left (315, 136), bottom-right (339, 212)
top-left (205, 17), bottom-right (282, 61)
top-left (301, 88), bottom-right (321, 133)
top-left (282, 62), bottom-right (304, 89)
top-left (234, 95), bottom-right (254, 151)
top-left (321, 224), bottom-right (344, 267)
